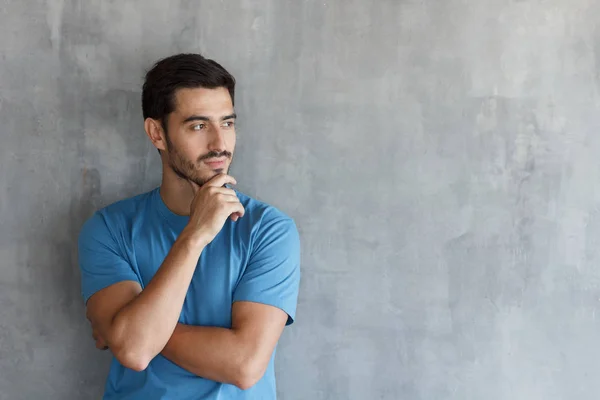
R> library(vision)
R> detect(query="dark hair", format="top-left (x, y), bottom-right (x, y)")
top-left (142, 53), bottom-right (236, 130)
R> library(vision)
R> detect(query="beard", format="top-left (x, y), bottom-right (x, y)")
top-left (165, 137), bottom-right (233, 187)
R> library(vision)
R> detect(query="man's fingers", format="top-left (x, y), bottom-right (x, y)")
top-left (204, 174), bottom-right (237, 188)
top-left (229, 202), bottom-right (245, 218)
top-left (92, 327), bottom-right (108, 350)
top-left (213, 187), bottom-right (238, 198)
top-left (96, 341), bottom-right (108, 350)
top-left (215, 189), bottom-right (243, 221)
top-left (95, 335), bottom-right (108, 350)
top-left (189, 174), bottom-right (237, 194)
top-left (95, 337), bottom-right (108, 349)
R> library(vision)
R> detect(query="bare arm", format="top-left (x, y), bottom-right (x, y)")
top-left (160, 215), bottom-right (301, 390)
top-left (85, 174), bottom-right (244, 371)
top-left (85, 231), bottom-right (204, 371)
top-left (161, 301), bottom-right (288, 390)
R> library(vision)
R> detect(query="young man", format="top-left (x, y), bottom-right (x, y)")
top-left (78, 53), bottom-right (301, 399)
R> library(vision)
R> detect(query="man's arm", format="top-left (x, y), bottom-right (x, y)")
top-left (83, 174), bottom-right (244, 371)
top-left (161, 214), bottom-right (301, 390)
top-left (85, 188), bottom-right (299, 389)
top-left (161, 302), bottom-right (288, 390)
top-left (85, 233), bottom-right (203, 371)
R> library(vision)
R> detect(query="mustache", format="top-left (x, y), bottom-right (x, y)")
top-left (197, 151), bottom-right (232, 162)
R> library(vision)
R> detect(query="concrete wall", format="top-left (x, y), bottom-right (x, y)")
top-left (1, 1), bottom-right (600, 399)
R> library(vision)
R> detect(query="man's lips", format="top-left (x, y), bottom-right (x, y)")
top-left (204, 158), bottom-right (227, 168)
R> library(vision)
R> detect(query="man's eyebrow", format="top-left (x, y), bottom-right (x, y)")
top-left (182, 113), bottom-right (237, 123)
top-left (182, 115), bottom-right (210, 123)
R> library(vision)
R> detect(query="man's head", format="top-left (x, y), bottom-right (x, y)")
top-left (142, 53), bottom-right (237, 187)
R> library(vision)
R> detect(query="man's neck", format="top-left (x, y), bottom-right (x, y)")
top-left (159, 171), bottom-right (195, 217)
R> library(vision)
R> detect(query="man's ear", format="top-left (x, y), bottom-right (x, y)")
top-left (144, 118), bottom-right (167, 152)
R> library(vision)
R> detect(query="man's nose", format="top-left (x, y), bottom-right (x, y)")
top-left (207, 128), bottom-right (227, 152)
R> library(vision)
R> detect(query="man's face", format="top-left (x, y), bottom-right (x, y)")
top-left (162, 87), bottom-right (236, 187)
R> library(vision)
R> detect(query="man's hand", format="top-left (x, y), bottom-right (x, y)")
top-left (88, 314), bottom-right (108, 350)
top-left (185, 174), bottom-right (245, 246)
top-left (92, 327), bottom-right (108, 350)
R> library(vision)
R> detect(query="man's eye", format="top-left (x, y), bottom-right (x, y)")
top-left (223, 121), bottom-right (235, 128)
top-left (192, 124), bottom-right (205, 131)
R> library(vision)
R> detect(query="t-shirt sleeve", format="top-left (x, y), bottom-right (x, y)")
top-left (233, 214), bottom-right (301, 325)
top-left (78, 212), bottom-right (140, 304)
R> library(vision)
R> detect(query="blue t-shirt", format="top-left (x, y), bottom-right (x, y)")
top-left (77, 186), bottom-right (301, 399)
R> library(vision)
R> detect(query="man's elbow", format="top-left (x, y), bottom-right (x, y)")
top-left (108, 319), bottom-right (156, 371)
top-left (109, 330), bottom-right (154, 372)
top-left (114, 348), bottom-right (153, 372)
top-left (233, 359), bottom-right (267, 390)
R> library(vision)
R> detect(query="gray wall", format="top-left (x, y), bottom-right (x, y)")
top-left (1, 1), bottom-right (600, 399)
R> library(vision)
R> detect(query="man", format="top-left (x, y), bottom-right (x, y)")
top-left (78, 53), bottom-right (301, 399)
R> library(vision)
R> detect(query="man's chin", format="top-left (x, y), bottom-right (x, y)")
top-left (191, 171), bottom-right (228, 187)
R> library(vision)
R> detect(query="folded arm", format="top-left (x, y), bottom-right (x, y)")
top-left (82, 174), bottom-right (243, 371)
top-left (161, 301), bottom-right (288, 390)
top-left (159, 215), bottom-right (300, 389)
top-left (84, 207), bottom-right (300, 391)
top-left (85, 229), bottom-right (205, 371)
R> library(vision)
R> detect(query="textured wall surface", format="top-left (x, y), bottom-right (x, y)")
top-left (1, 1), bottom-right (600, 399)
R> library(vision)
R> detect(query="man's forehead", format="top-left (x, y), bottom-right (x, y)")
top-left (173, 87), bottom-right (233, 115)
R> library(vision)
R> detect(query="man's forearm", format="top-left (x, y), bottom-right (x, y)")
top-left (109, 229), bottom-right (206, 369)
top-left (161, 324), bottom-right (262, 390)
